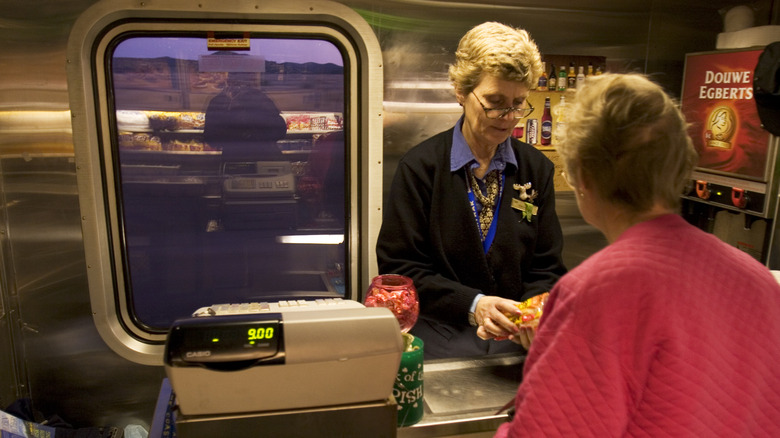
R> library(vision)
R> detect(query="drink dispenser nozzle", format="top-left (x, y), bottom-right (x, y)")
top-left (695, 180), bottom-right (711, 199)
top-left (731, 187), bottom-right (748, 209)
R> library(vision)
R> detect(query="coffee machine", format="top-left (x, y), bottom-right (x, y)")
top-left (680, 45), bottom-right (780, 266)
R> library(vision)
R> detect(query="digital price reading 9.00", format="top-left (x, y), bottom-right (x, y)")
top-left (248, 327), bottom-right (275, 344)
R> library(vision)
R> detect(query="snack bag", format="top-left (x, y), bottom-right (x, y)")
top-left (508, 292), bottom-right (549, 329)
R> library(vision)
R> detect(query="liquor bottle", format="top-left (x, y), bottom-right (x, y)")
top-left (587, 62), bottom-right (594, 77)
top-left (553, 95), bottom-right (566, 144)
top-left (567, 63), bottom-right (576, 89)
top-left (595, 65), bottom-right (603, 75)
top-left (540, 97), bottom-right (552, 146)
top-left (576, 66), bottom-right (585, 88)
top-left (557, 65), bottom-right (566, 91)
top-left (537, 61), bottom-right (548, 91)
top-left (547, 64), bottom-right (557, 91)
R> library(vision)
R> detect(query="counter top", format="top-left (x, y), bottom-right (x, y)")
top-left (398, 353), bottom-right (525, 437)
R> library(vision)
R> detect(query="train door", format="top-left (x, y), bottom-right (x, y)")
top-left (66, 0), bottom-right (383, 364)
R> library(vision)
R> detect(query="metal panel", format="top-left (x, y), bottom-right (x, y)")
top-left (0, 0), bottom-right (774, 431)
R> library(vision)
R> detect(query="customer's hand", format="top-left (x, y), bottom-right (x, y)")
top-left (508, 326), bottom-right (535, 350)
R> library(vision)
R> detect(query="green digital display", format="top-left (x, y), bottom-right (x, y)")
top-left (209, 326), bottom-right (276, 344)
top-left (205, 323), bottom-right (278, 347)
top-left (248, 326), bottom-right (275, 343)
top-left (167, 315), bottom-right (284, 365)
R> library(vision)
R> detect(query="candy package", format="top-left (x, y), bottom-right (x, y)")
top-left (509, 292), bottom-right (550, 329)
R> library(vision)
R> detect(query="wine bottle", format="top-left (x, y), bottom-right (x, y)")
top-left (548, 64), bottom-right (557, 91)
top-left (557, 66), bottom-right (566, 91)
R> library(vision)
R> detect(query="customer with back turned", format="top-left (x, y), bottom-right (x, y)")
top-left (495, 73), bottom-right (780, 437)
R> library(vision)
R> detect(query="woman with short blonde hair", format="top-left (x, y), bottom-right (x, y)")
top-left (377, 22), bottom-right (566, 359)
top-left (448, 21), bottom-right (543, 94)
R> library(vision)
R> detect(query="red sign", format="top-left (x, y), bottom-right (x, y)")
top-left (681, 49), bottom-right (771, 181)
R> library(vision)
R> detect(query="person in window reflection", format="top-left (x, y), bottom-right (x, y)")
top-left (298, 130), bottom-right (345, 227)
top-left (495, 73), bottom-right (780, 437)
top-left (376, 22), bottom-right (567, 359)
top-left (204, 71), bottom-right (287, 161)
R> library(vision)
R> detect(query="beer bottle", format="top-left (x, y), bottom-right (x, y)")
top-left (540, 97), bottom-right (552, 146)
top-left (567, 63), bottom-right (576, 89)
top-left (548, 64), bottom-right (557, 91)
top-left (557, 65), bottom-right (566, 91)
top-left (537, 62), bottom-right (548, 91)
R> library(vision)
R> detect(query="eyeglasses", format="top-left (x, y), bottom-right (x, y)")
top-left (471, 91), bottom-right (534, 120)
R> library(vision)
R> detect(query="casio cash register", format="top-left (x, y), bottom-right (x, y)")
top-left (164, 299), bottom-right (403, 437)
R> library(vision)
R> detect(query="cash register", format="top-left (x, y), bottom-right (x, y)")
top-left (164, 298), bottom-right (403, 437)
top-left (220, 161), bottom-right (297, 229)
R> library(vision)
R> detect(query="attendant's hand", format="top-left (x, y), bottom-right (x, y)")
top-left (473, 295), bottom-right (522, 342)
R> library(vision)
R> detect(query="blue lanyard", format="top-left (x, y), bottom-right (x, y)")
top-left (466, 172), bottom-right (504, 253)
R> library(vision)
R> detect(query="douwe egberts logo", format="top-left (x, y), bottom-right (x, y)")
top-left (704, 106), bottom-right (736, 149)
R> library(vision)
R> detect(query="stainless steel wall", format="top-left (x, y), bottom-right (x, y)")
top-left (0, 0), bottom-right (775, 430)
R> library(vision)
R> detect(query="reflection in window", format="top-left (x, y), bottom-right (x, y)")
top-left (109, 35), bottom-right (347, 330)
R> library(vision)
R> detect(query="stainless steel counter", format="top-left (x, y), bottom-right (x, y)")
top-left (157, 353), bottom-right (523, 437)
top-left (398, 354), bottom-right (524, 438)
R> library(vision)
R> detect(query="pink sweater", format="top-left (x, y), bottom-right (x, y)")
top-left (496, 214), bottom-right (780, 437)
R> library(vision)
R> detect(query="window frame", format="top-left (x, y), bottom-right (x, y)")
top-left (66, 0), bottom-right (383, 365)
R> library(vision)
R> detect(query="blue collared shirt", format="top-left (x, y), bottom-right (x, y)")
top-left (449, 116), bottom-right (518, 315)
top-left (450, 116), bottom-right (517, 205)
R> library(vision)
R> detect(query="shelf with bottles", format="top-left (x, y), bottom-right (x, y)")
top-left (511, 112), bottom-right (572, 193)
top-left (536, 55), bottom-right (606, 94)
top-left (514, 92), bottom-right (568, 149)
top-left (515, 56), bottom-right (606, 147)
top-left (517, 90), bottom-right (572, 192)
